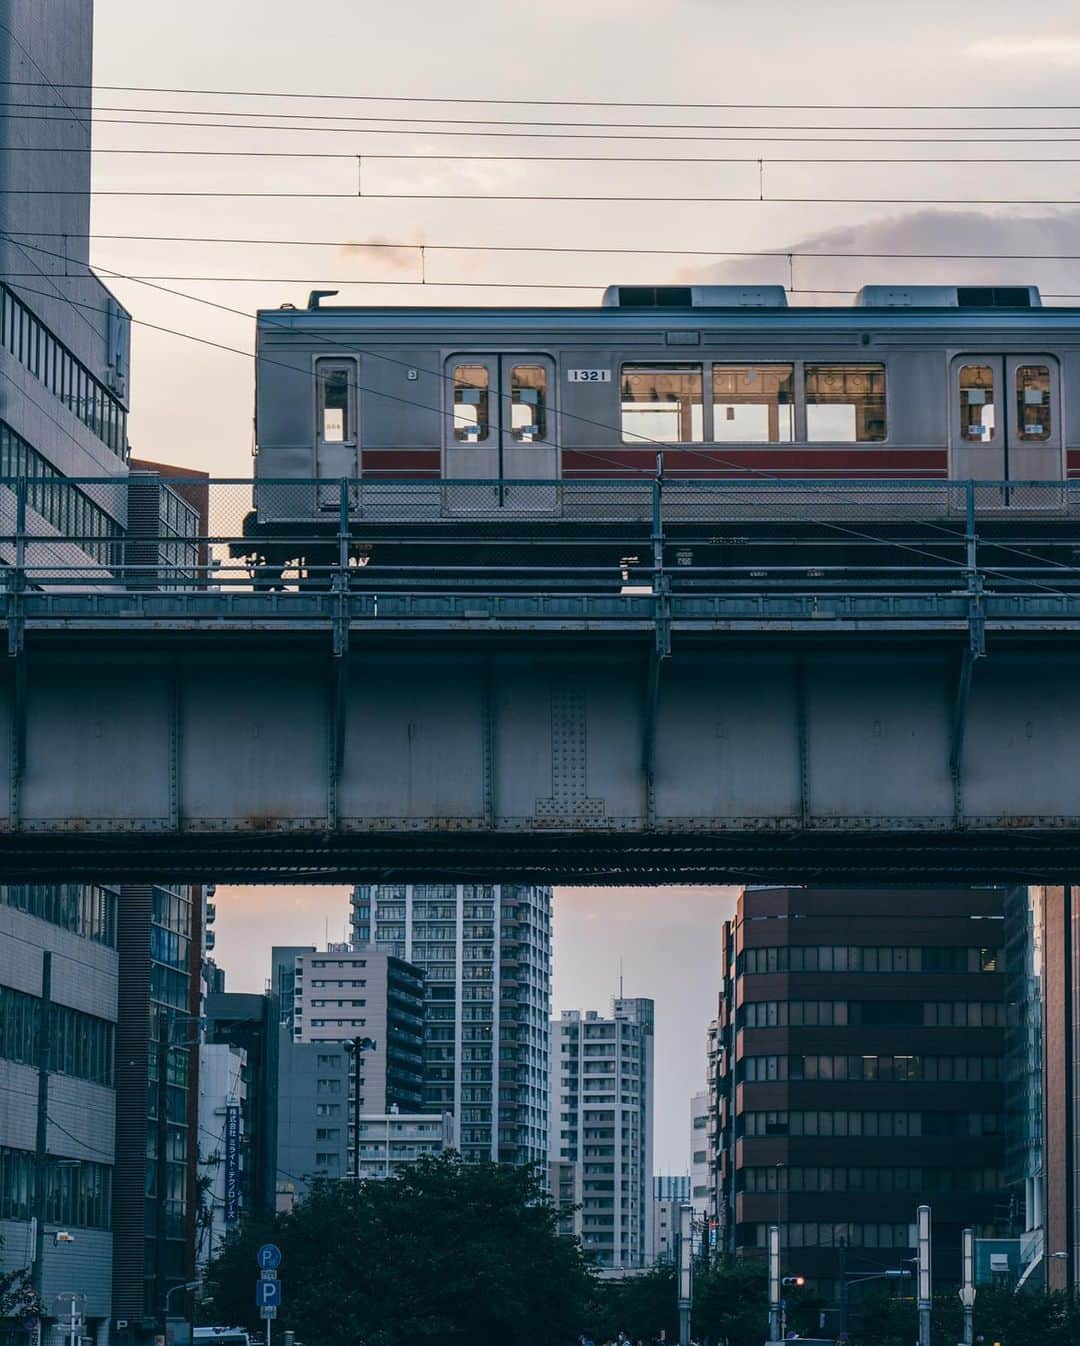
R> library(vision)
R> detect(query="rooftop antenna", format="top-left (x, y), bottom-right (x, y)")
top-left (619, 956), bottom-right (624, 1000)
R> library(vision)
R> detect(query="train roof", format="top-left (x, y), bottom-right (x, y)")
top-left (257, 285), bottom-right (1080, 337)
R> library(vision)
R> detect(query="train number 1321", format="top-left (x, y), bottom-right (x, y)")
top-left (567, 369), bottom-right (612, 382)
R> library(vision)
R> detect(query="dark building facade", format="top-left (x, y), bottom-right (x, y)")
top-left (712, 885), bottom-right (1011, 1307)
top-left (204, 992), bottom-right (273, 1218)
top-left (113, 885), bottom-right (202, 1343)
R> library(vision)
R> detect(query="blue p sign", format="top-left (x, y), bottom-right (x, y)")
top-left (256, 1244), bottom-right (282, 1271)
top-left (255, 1281), bottom-right (281, 1309)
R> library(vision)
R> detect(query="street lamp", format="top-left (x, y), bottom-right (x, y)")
top-left (164, 1281), bottom-right (198, 1322)
top-left (344, 1037), bottom-right (377, 1180)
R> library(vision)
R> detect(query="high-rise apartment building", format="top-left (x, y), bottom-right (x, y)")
top-left (711, 885), bottom-right (1010, 1308)
top-left (290, 945), bottom-right (425, 1112)
top-left (351, 885), bottom-right (552, 1166)
top-left (549, 998), bottom-right (655, 1269)
top-left (0, 885), bottom-right (119, 1346)
top-left (268, 946), bottom-right (428, 1203)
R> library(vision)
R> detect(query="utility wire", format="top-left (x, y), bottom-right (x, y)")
top-left (6, 274), bottom-right (1080, 300)
top-left (8, 190), bottom-right (1080, 206)
top-left (16, 146), bottom-right (1080, 165)
top-left (8, 111), bottom-right (1080, 144)
top-left (9, 231), bottom-right (1080, 262)
top-left (12, 100), bottom-right (1080, 131)
top-left (10, 79), bottom-right (1080, 111)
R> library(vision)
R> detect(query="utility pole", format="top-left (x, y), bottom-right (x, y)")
top-left (30, 952), bottom-right (52, 1346)
top-left (959, 1228), bottom-right (975, 1346)
top-left (917, 1205), bottom-right (932, 1346)
top-left (344, 1037), bottom-right (376, 1179)
top-left (839, 1237), bottom-right (848, 1340)
top-left (677, 1204), bottom-right (693, 1346)
top-left (768, 1223), bottom-right (781, 1343)
top-left (155, 1008), bottom-right (172, 1332)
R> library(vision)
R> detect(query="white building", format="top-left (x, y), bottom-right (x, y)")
top-left (196, 1043), bottom-right (247, 1272)
top-left (270, 945), bottom-right (427, 1201)
top-left (549, 997), bottom-right (655, 1268)
top-left (351, 885), bottom-right (552, 1167)
top-left (691, 1091), bottom-right (711, 1216)
top-left (355, 1113), bottom-right (456, 1179)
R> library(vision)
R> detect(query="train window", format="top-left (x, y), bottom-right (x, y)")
top-left (959, 365), bottom-right (996, 441)
top-left (316, 359), bottom-right (353, 443)
top-left (509, 365), bottom-right (547, 442)
top-left (805, 365), bottom-right (886, 442)
top-left (620, 364), bottom-right (704, 443)
top-left (452, 365), bottom-right (490, 442)
top-left (712, 365), bottom-right (794, 443)
top-left (1016, 365), bottom-right (1051, 441)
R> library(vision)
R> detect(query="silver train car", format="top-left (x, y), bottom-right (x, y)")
top-left (241, 283), bottom-right (1080, 580)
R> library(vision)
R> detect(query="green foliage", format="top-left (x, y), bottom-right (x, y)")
top-left (202, 1155), bottom-right (591, 1346)
top-left (0, 1237), bottom-right (38, 1325)
top-left (850, 1285), bottom-right (1080, 1346)
top-left (693, 1259), bottom-right (769, 1346)
top-left (584, 1266), bottom-right (678, 1342)
top-left (584, 1258), bottom-right (770, 1346)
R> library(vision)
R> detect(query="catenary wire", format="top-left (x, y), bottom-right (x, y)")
top-left (17, 146), bottom-right (1080, 164)
top-left (11, 79), bottom-right (1080, 110)
top-left (13, 99), bottom-right (1080, 130)
top-left (9, 231), bottom-right (1080, 263)
top-left (6, 274), bottom-right (1080, 301)
top-left (10, 190), bottom-right (1080, 206)
top-left (10, 111), bottom-right (1080, 143)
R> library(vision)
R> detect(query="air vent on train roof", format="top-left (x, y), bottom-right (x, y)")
top-left (602, 285), bottom-right (788, 308)
top-left (856, 285), bottom-right (1042, 308)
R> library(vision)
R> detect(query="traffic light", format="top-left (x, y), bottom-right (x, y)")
top-left (781, 1276), bottom-right (806, 1288)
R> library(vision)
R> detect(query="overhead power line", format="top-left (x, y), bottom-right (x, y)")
top-left (6, 189), bottom-right (1080, 206)
top-left (7, 78), bottom-right (1080, 111)
top-left (10, 99), bottom-right (1080, 132)
top-left (8, 274), bottom-right (1080, 301)
top-left (8, 111), bottom-right (1080, 144)
top-left (9, 230), bottom-right (1080, 262)
top-left (12, 146), bottom-right (1080, 166)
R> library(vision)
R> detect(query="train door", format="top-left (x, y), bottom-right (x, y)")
top-left (314, 356), bottom-right (360, 509)
top-left (444, 354), bottom-right (557, 510)
top-left (950, 354), bottom-right (1062, 492)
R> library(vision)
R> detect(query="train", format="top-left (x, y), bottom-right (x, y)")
top-left (237, 283), bottom-right (1080, 587)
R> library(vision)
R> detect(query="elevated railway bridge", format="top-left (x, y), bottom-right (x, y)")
top-left (3, 475), bottom-right (1080, 884)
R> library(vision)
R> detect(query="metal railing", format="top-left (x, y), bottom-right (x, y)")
top-left (1, 476), bottom-right (1080, 647)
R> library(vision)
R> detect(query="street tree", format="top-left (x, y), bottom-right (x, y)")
top-left (203, 1155), bottom-right (592, 1346)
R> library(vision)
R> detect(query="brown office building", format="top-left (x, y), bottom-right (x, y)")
top-left (711, 885), bottom-right (1012, 1305)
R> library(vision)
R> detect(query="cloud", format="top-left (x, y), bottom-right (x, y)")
top-left (340, 238), bottom-right (423, 273)
top-left (968, 32), bottom-right (1080, 62)
top-left (674, 207), bottom-right (1080, 303)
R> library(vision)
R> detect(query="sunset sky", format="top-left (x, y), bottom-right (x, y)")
top-left (84, 0), bottom-right (1080, 1169)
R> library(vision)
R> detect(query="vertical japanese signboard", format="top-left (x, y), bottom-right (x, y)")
top-left (224, 1102), bottom-right (241, 1226)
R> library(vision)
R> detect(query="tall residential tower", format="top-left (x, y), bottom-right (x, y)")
top-left (350, 885), bottom-right (552, 1166)
top-left (550, 997), bottom-right (655, 1269)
